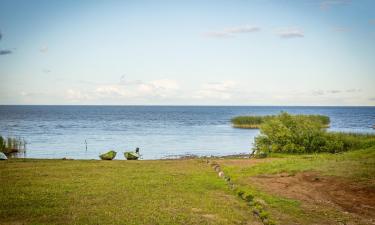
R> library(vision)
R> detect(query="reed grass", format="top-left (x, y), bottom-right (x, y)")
top-left (231, 114), bottom-right (330, 129)
top-left (0, 135), bottom-right (26, 154)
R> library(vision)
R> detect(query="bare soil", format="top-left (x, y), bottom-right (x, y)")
top-left (250, 172), bottom-right (375, 224)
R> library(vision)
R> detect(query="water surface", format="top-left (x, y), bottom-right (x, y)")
top-left (0, 106), bottom-right (374, 159)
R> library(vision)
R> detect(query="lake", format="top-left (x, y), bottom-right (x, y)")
top-left (0, 106), bottom-right (374, 159)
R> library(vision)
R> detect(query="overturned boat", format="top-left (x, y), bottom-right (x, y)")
top-left (0, 152), bottom-right (8, 160)
top-left (99, 150), bottom-right (117, 160)
top-left (124, 147), bottom-right (140, 160)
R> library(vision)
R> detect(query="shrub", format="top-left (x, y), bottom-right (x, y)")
top-left (0, 135), bottom-right (26, 154)
top-left (253, 112), bottom-right (354, 154)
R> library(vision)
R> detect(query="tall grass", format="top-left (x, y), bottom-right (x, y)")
top-left (231, 114), bottom-right (330, 128)
top-left (0, 135), bottom-right (26, 154)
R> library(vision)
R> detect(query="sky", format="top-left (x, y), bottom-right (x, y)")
top-left (0, 0), bottom-right (374, 106)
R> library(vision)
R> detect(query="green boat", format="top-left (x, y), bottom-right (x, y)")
top-left (99, 150), bottom-right (117, 160)
top-left (124, 148), bottom-right (140, 160)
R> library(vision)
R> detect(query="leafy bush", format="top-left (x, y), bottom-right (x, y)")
top-left (253, 112), bottom-right (366, 154)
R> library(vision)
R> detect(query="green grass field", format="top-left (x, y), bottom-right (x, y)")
top-left (0, 159), bottom-right (260, 225)
top-left (1, 147), bottom-right (374, 225)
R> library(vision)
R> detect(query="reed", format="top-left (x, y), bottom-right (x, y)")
top-left (0, 135), bottom-right (26, 154)
top-left (231, 114), bottom-right (330, 129)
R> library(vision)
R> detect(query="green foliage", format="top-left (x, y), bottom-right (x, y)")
top-left (245, 193), bottom-right (254, 202)
top-left (0, 135), bottom-right (26, 154)
top-left (254, 112), bottom-right (373, 154)
top-left (231, 115), bottom-right (273, 126)
top-left (231, 114), bottom-right (330, 129)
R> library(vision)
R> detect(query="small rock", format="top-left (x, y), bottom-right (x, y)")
top-left (252, 209), bottom-right (260, 216)
top-left (218, 171), bottom-right (225, 178)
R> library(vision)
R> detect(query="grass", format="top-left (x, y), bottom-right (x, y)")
top-left (218, 147), bottom-right (375, 224)
top-left (223, 147), bottom-right (375, 182)
top-left (231, 114), bottom-right (330, 129)
top-left (0, 159), bottom-right (259, 225)
top-left (231, 115), bottom-right (273, 128)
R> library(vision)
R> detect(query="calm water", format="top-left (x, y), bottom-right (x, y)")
top-left (0, 106), bottom-right (374, 159)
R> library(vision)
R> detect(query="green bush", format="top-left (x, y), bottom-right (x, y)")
top-left (253, 112), bottom-right (363, 154)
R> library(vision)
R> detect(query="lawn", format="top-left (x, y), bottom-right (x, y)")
top-left (0, 159), bottom-right (260, 225)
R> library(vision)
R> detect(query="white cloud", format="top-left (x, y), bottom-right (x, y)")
top-left (95, 85), bottom-right (133, 98)
top-left (204, 25), bottom-right (260, 38)
top-left (65, 79), bottom-right (181, 102)
top-left (194, 81), bottom-right (238, 100)
top-left (225, 26), bottom-right (261, 34)
top-left (66, 89), bottom-right (92, 101)
top-left (346, 88), bottom-right (361, 93)
top-left (277, 28), bottom-right (304, 39)
top-left (312, 88), bottom-right (362, 96)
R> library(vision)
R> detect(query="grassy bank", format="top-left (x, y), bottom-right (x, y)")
top-left (0, 159), bottom-right (260, 225)
top-left (218, 147), bottom-right (375, 225)
top-left (231, 114), bottom-right (330, 129)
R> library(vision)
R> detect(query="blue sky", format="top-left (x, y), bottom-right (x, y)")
top-left (0, 0), bottom-right (374, 105)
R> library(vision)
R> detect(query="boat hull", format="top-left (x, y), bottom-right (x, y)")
top-left (124, 152), bottom-right (139, 160)
top-left (99, 150), bottom-right (117, 160)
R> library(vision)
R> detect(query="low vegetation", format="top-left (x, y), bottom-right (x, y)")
top-left (231, 114), bottom-right (329, 129)
top-left (253, 112), bottom-right (374, 155)
top-left (219, 147), bottom-right (375, 225)
top-left (0, 159), bottom-right (259, 225)
top-left (0, 135), bottom-right (26, 154)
